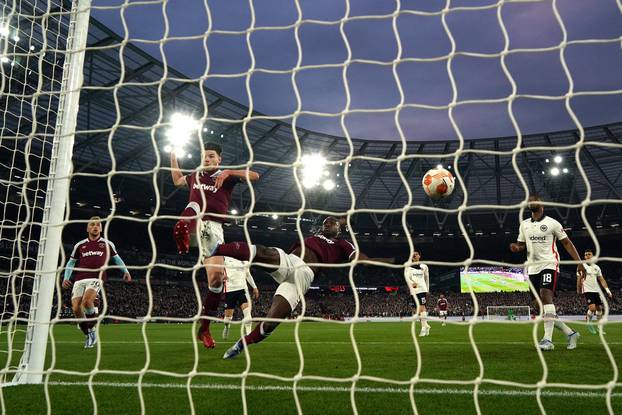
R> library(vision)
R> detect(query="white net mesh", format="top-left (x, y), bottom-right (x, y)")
top-left (0, 0), bottom-right (74, 383)
top-left (0, 0), bottom-right (621, 413)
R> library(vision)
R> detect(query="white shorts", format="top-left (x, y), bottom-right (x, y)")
top-left (199, 220), bottom-right (224, 260)
top-left (439, 310), bottom-right (448, 316)
top-left (71, 278), bottom-right (102, 299)
top-left (271, 248), bottom-right (315, 310)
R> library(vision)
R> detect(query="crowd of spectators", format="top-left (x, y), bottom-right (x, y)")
top-left (48, 281), bottom-right (622, 322)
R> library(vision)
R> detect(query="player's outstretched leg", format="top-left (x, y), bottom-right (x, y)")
top-left (540, 289), bottom-right (578, 351)
top-left (223, 294), bottom-right (291, 359)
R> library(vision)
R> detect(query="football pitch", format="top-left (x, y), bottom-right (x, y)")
top-left (2, 320), bottom-right (621, 414)
top-left (461, 272), bottom-right (528, 293)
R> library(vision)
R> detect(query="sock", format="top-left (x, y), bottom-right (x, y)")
top-left (420, 311), bottom-right (429, 328)
top-left (213, 242), bottom-right (256, 262)
top-left (587, 310), bottom-right (594, 322)
top-left (543, 304), bottom-right (556, 341)
top-left (242, 307), bottom-right (252, 334)
top-left (200, 285), bottom-right (223, 334)
top-left (243, 321), bottom-right (271, 345)
top-left (85, 312), bottom-right (97, 330)
top-left (181, 206), bottom-right (199, 234)
top-left (596, 310), bottom-right (603, 321)
top-left (223, 315), bottom-right (232, 328)
top-left (78, 321), bottom-right (89, 335)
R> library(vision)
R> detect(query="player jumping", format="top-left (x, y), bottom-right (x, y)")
top-left (404, 249), bottom-right (431, 336)
top-left (62, 216), bottom-right (132, 348)
top-left (579, 248), bottom-right (613, 335)
top-left (222, 256), bottom-right (259, 339)
top-left (209, 216), bottom-right (393, 359)
top-left (170, 140), bottom-right (259, 349)
top-left (509, 195), bottom-right (585, 351)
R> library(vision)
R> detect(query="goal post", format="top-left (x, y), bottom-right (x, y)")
top-left (486, 306), bottom-right (531, 321)
top-left (11, 0), bottom-right (92, 385)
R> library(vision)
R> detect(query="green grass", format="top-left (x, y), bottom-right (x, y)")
top-left (1, 320), bottom-right (621, 414)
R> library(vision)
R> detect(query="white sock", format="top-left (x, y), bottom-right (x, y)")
top-left (596, 310), bottom-right (603, 321)
top-left (543, 304), bottom-right (556, 341)
top-left (209, 284), bottom-right (223, 294)
top-left (242, 307), bottom-right (252, 333)
top-left (420, 311), bottom-right (429, 328)
top-left (587, 310), bottom-right (594, 322)
top-left (223, 315), bottom-right (232, 328)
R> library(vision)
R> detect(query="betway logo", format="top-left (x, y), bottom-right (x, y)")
top-left (315, 235), bottom-right (335, 244)
top-left (193, 183), bottom-right (218, 193)
top-left (83, 251), bottom-right (104, 257)
top-left (529, 235), bottom-right (547, 242)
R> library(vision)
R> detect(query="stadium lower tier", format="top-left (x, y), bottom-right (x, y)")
top-left (14, 281), bottom-right (619, 321)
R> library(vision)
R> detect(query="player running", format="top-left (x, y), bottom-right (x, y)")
top-left (404, 250), bottom-right (431, 336)
top-left (222, 256), bottom-right (259, 339)
top-left (436, 294), bottom-right (449, 326)
top-left (62, 216), bottom-right (132, 348)
top-left (208, 216), bottom-right (393, 359)
top-left (170, 140), bottom-right (259, 348)
top-left (579, 248), bottom-right (613, 335)
top-left (509, 195), bottom-right (585, 351)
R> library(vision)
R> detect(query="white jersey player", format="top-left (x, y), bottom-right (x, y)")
top-left (510, 195), bottom-right (585, 351)
top-left (579, 249), bottom-right (613, 334)
top-left (404, 249), bottom-right (431, 337)
top-left (222, 257), bottom-right (259, 339)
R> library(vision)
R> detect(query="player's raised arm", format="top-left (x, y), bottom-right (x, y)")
top-left (214, 169), bottom-right (260, 189)
top-left (170, 152), bottom-right (187, 187)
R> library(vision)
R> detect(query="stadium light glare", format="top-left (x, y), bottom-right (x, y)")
top-left (12, 34), bottom-right (19, 42)
top-left (545, 158), bottom-right (549, 163)
top-left (0, 56), bottom-right (9, 63)
top-left (562, 168), bottom-right (568, 174)
top-left (554, 155), bottom-right (562, 164)
top-left (322, 179), bottom-right (336, 191)
top-left (231, 209), bottom-right (238, 215)
top-left (0, 26), bottom-right (9, 37)
top-left (163, 145), bottom-right (172, 153)
top-left (436, 164), bottom-right (443, 169)
top-left (166, 112), bottom-right (200, 156)
top-left (300, 153), bottom-right (327, 189)
top-left (550, 167), bottom-right (560, 176)
top-left (29, 45), bottom-right (35, 51)
top-left (271, 213), bottom-right (278, 220)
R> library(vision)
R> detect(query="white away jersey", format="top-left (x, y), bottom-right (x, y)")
top-left (582, 263), bottom-right (602, 293)
top-left (224, 257), bottom-right (257, 293)
top-left (517, 216), bottom-right (567, 275)
top-left (404, 264), bottom-right (429, 295)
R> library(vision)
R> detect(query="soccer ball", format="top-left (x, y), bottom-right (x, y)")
top-left (422, 168), bottom-right (455, 199)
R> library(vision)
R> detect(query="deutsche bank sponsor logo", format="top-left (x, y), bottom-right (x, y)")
top-left (529, 235), bottom-right (547, 242)
top-left (540, 225), bottom-right (548, 232)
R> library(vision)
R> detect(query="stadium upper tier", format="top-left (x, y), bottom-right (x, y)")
top-left (2, 14), bottom-right (621, 234)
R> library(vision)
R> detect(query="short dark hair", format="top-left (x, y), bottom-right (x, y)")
top-left (584, 248), bottom-right (594, 254)
top-left (203, 142), bottom-right (222, 156)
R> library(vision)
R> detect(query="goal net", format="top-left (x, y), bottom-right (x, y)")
top-left (0, 0), bottom-right (620, 413)
top-left (487, 306), bottom-right (531, 321)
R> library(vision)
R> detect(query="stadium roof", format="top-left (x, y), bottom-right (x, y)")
top-left (2, 9), bottom-right (621, 236)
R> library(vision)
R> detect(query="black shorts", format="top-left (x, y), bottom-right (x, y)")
top-left (223, 289), bottom-right (248, 310)
top-left (529, 269), bottom-right (558, 293)
top-left (410, 293), bottom-right (428, 308)
top-left (584, 292), bottom-right (603, 306)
